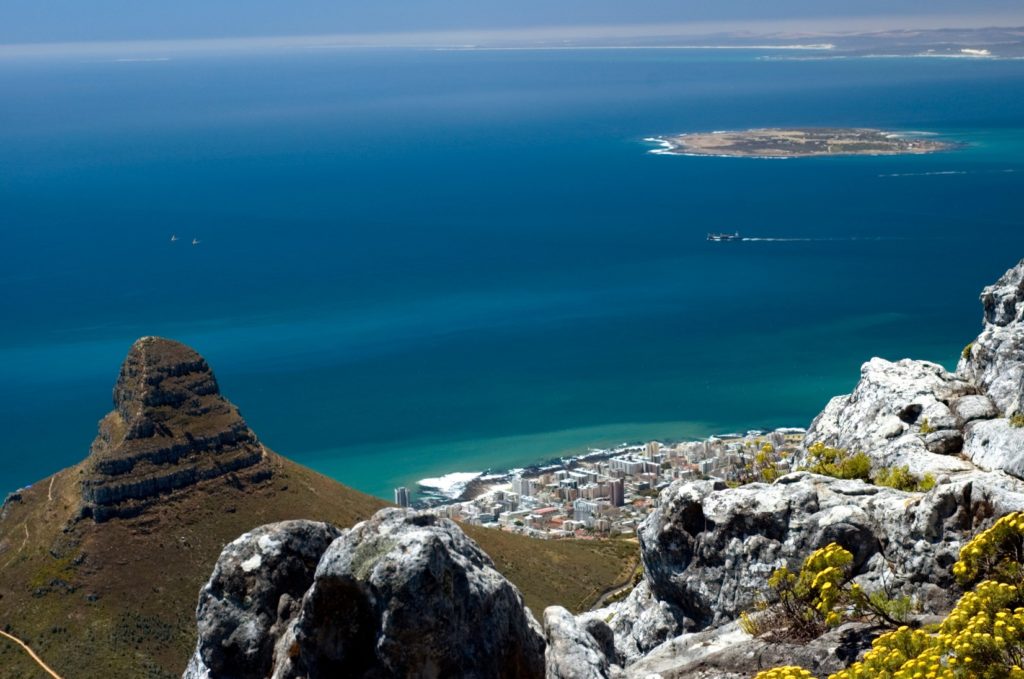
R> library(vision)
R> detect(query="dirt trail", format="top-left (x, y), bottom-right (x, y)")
top-left (0, 629), bottom-right (64, 678)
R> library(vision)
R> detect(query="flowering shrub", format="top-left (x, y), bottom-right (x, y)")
top-left (748, 543), bottom-right (910, 641)
top-left (953, 512), bottom-right (1024, 587)
top-left (757, 512), bottom-right (1024, 678)
top-left (767, 542), bottom-right (853, 638)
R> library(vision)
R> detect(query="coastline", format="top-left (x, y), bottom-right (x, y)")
top-left (411, 427), bottom-right (803, 508)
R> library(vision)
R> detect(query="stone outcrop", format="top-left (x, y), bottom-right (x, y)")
top-left (187, 521), bottom-right (342, 678)
top-left (578, 580), bottom-right (683, 665)
top-left (963, 418), bottom-right (1024, 478)
top-left (958, 259), bottom-right (1024, 416)
top-left (544, 607), bottom-right (610, 679)
top-left (804, 357), bottom-right (976, 476)
top-left (185, 509), bottom-right (546, 679)
top-left (81, 337), bottom-right (271, 521)
top-left (636, 471), bottom-right (1024, 632)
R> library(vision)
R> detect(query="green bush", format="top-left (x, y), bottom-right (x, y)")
top-left (874, 465), bottom-right (937, 493)
top-left (919, 418), bottom-right (936, 434)
top-left (1011, 413), bottom-right (1024, 429)
top-left (803, 442), bottom-right (872, 481)
top-left (962, 342), bottom-right (974, 360)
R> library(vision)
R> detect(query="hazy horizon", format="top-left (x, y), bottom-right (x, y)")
top-left (1, 18), bottom-right (1023, 60)
top-left (2, 1), bottom-right (1023, 52)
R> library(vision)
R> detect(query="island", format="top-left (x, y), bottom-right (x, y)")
top-left (648, 127), bottom-right (954, 158)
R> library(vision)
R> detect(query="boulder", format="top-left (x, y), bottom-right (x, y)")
top-left (636, 472), bottom-right (1024, 631)
top-left (952, 395), bottom-right (999, 424)
top-left (804, 358), bottom-right (975, 476)
top-left (184, 520), bottom-right (342, 679)
top-left (186, 508), bottom-right (546, 679)
top-left (958, 259), bottom-right (1024, 416)
top-left (580, 580), bottom-right (684, 665)
top-left (963, 419), bottom-right (1024, 478)
top-left (544, 606), bottom-right (609, 679)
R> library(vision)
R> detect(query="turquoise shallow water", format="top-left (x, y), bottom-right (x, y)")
top-left (1, 49), bottom-right (1023, 498)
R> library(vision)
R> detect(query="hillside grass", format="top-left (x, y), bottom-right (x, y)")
top-left (0, 453), bottom-right (639, 678)
top-left (465, 525), bottom-right (640, 616)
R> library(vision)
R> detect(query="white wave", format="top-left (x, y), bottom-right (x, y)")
top-left (880, 169), bottom-right (1016, 178)
top-left (740, 236), bottom-right (910, 242)
top-left (879, 170), bottom-right (967, 177)
top-left (757, 55), bottom-right (849, 62)
top-left (644, 137), bottom-right (680, 155)
top-left (417, 471), bottom-right (482, 500)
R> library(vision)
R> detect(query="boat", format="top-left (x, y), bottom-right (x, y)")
top-left (707, 232), bottom-right (741, 242)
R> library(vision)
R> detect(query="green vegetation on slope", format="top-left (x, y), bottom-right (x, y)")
top-left (464, 525), bottom-right (640, 616)
top-left (0, 452), bottom-right (638, 678)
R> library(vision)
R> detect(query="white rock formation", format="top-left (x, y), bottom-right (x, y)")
top-left (958, 259), bottom-right (1024, 416)
top-left (804, 357), bottom-right (975, 476)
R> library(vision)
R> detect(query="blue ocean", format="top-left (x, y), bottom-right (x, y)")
top-left (1, 49), bottom-right (1022, 498)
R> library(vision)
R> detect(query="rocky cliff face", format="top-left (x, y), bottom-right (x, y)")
top-left (185, 509), bottom-right (546, 679)
top-left (81, 336), bottom-right (271, 521)
top-left (959, 259), bottom-right (1024, 416)
top-left (638, 471), bottom-right (1024, 630)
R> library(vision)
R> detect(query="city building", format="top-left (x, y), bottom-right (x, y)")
top-left (394, 486), bottom-right (410, 508)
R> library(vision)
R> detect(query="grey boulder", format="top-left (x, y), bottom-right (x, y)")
top-left (271, 508), bottom-right (545, 679)
top-left (186, 509), bottom-right (545, 679)
top-left (184, 520), bottom-right (343, 679)
top-left (964, 418), bottom-right (1024, 478)
top-left (544, 606), bottom-right (610, 679)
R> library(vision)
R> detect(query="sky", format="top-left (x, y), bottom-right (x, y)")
top-left (2, 0), bottom-right (1023, 46)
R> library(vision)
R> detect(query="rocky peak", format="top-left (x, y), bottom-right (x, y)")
top-left (959, 259), bottom-right (1024, 416)
top-left (81, 337), bottom-right (270, 522)
top-left (980, 259), bottom-right (1024, 327)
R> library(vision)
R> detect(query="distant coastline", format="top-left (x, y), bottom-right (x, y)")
top-left (647, 127), bottom-right (955, 159)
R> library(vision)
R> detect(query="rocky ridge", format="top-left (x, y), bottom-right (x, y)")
top-left (184, 259), bottom-right (1024, 678)
top-left (81, 336), bottom-right (272, 521)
